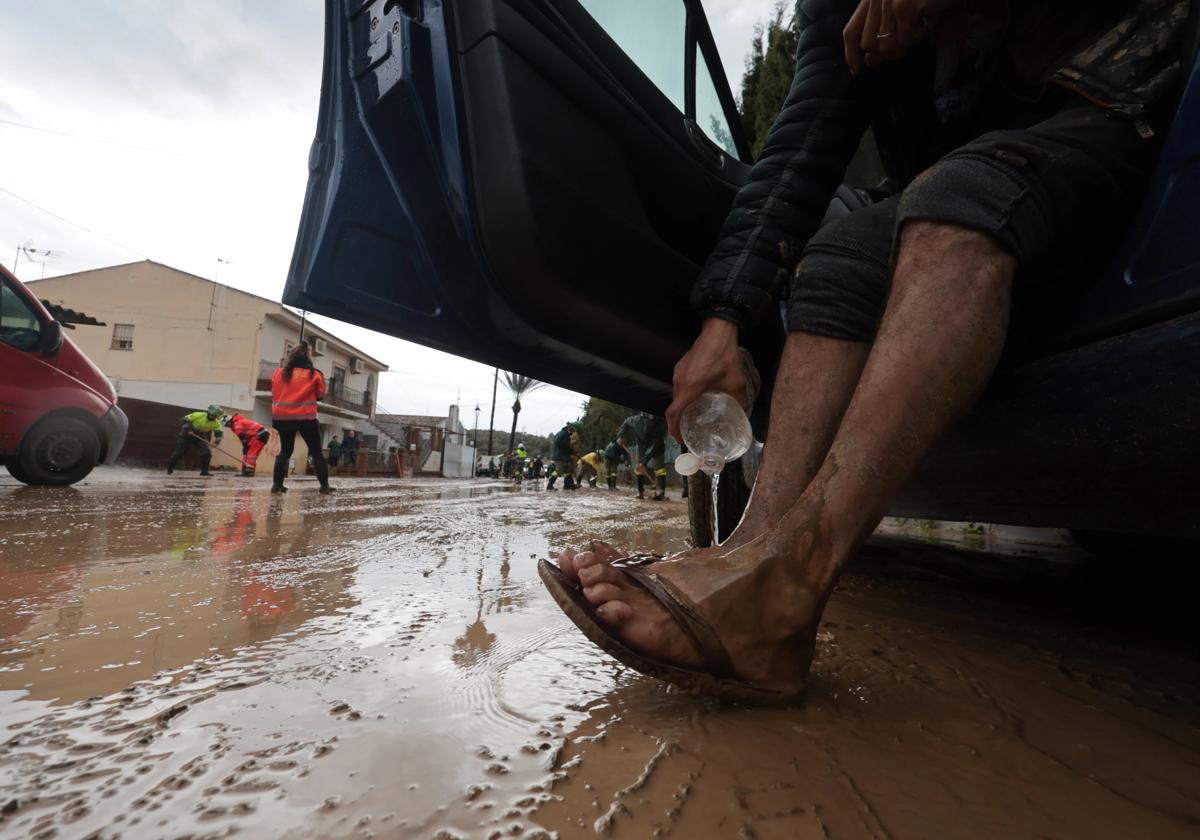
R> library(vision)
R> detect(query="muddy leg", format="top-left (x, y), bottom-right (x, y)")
top-left (567, 222), bottom-right (1015, 687)
top-left (729, 333), bottom-right (869, 542)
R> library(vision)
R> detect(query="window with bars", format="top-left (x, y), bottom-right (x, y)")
top-left (111, 323), bottom-right (134, 350)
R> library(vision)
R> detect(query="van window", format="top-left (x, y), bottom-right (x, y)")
top-left (0, 282), bottom-right (43, 351)
top-left (577, 0), bottom-right (686, 112)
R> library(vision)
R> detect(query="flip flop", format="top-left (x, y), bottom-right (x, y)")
top-left (538, 555), bottom-right (806, 707)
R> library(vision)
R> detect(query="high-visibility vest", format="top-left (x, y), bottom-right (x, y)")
top-left (228, 414), bottom-right (265, 438)
top-left (271, 367), bottom-right (325, 420)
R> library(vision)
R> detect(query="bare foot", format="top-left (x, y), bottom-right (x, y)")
top-left (556, 502), bottom-right (836, 688)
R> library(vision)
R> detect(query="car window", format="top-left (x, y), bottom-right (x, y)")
top-left (695, 44), bottom-right (737, 156)
top-left (576, 0), bottom-right (686, 112)
top-left (0, 281), bottom-right (43, 351)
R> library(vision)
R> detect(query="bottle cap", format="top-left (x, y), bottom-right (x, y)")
top-left (674, 452), bottom-right (700, 476)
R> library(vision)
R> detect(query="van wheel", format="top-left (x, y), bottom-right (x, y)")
top-left (17, 417), bottom-right (100, 486)
top-left (5, 460), bottom-right (31, 483)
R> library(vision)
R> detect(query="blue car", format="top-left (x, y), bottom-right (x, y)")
top-left (284, 0), bottom-right (1200, 544)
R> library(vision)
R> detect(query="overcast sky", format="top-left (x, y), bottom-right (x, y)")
top-left (0, 0), bottom-right (779, 435)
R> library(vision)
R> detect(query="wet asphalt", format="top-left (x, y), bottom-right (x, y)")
top-left (0, 468), bottom-right (1196, 839)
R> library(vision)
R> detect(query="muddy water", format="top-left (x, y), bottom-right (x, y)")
top-left (0, 471), bottom-right (1196, 839)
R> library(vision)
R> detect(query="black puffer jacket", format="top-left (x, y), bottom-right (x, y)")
top-left (690, 0), bottom-right (1192, 332)
top-left (690, 0), bottom-right (868, 331)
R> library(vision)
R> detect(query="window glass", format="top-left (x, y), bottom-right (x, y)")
top-left (577, 0), bottom-right (686, 112)
top-left (111, 323), bottom-right (134, 350)
top-left (0, 282), bottom-right (43, 351)
top-left (695, 45), bottom-right (738, 157)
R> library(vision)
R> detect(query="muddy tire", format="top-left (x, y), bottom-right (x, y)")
top-left (16, 416), bottom-right (100, 486)
top-left (686, 461), bottom-right (752, 548)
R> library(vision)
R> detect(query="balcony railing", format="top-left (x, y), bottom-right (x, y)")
top-left (256, 360), bottom-right (373, 415)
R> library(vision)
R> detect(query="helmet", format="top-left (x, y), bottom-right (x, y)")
top-left (519, 443), bottom-right (525, 448)
top-left (207, 404), bottom-right (223, 417)
top-left (221, 415), bottom-right (234, 428)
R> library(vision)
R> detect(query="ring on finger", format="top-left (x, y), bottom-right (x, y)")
top-left (876, 31), bottom-right (895, 38)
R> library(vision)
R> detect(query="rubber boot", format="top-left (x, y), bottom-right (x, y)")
top-left (652, 474), bottom-right (667, 501)
top-left (241, 467), bottom-right (254, 477)
top-left (607, 476), bottom-right (616, 490)
top-left (271, 484), bottom-right (288, 494)
top-left (315, 454), bottom-right (334, 494)
top-left (589, 477), bottom-right (597, 488)
top-left (564, 475), bottom-right (576, 491)
top-left (547, 475), bottom-right (557, 490)
top-left (167, 462), bottom-right (175, 475)
top-left (636, 475), bottom-right (645, 499)
top-left (199, 454), bottom-right (212, 477)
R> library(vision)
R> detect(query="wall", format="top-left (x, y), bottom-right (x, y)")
top-left (441, 439), bottom-right (475, 478)
top-left (31, 263), bottom-right (269, 408)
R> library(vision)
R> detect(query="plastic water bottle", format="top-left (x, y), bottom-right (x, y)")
top-left (674, 392), bottom-right (753, 476)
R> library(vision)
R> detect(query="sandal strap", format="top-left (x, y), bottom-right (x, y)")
top-left (613, 554), bottom-right (738, 679)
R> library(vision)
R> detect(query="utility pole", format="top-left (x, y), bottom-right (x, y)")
top-left (487, 367), bottom-right (499, 456)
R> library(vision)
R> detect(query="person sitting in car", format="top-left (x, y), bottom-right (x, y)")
top-left (546, 0), bottom-right (1191, 704)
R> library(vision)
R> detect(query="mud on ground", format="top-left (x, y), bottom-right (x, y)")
top-left (0, 470), bottom-right (1197, 838)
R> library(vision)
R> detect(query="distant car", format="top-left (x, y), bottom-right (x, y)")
top-left (0, 264), bottom-right (128, 485)
top-left (284, 1), bottom-right (1200, 543)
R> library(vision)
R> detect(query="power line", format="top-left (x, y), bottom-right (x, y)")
top-left (0, 118), bottom-right (198, 159)
top-left (0, 186), bottom-right (147, 258)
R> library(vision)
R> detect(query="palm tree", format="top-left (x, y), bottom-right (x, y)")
top-left (502, 371), bottom-right (544, 454)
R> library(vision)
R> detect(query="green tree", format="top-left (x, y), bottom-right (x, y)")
top-left (739, 1), bottom-right (799, 159)
top-left (501, 372), bottom-right (545, 454)
top-left (575, 398), bottom-right (636, 454)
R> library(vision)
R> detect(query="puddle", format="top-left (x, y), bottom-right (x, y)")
top-left (0, 471), bottom-right (1196, 838)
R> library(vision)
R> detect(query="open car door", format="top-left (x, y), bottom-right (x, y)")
top-left (284, 0), bottom-right (772, 412)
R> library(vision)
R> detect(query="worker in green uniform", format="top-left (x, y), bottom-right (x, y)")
top-left (616, 412), bottom-right (669, 500)
top-left (167, 404), bottom-right (225, 476)
top-left (547, 422), bottom-right (579, 490)
top-left (602, 438), bottom-right (629, 491)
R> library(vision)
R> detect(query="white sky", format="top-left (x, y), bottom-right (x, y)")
top-left (0, 0), bottom-right (779, 434)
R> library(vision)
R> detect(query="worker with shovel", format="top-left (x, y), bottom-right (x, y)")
top-left (223, 413), bottom-right (272, 477)
top-left (166, 404), bottom-right (225, 476)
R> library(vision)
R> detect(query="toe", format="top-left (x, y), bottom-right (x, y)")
top-left (595, 599), bottom-right (634, 625)
top-left (582, 582), bottom-right (622, 605)
top-left (557, 547), bottom-right (580, 579)
top-left (577, 560), bottom-right (625, 587)
top-left (588, 540), bottom-right (625, 562)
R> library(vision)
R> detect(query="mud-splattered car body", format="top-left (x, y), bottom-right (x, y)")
top-left (283, 0), bottom-right (1200, 539)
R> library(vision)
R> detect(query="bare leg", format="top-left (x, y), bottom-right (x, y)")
top-left (566, 222), bottom-right (1015, 687)
top-left (730, 332), bottom-right (869, 541)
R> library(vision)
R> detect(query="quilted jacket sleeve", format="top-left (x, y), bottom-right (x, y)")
top-left (691, 0), bottom-right (872, 329)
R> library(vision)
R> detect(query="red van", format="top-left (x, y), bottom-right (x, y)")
top-left (0, 264), bottom-right (128, 485)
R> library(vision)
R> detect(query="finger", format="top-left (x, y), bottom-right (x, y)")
top-left (666, 396), bottom-right (684, 444)
top-left (875, 0), bottom-right (899, 55)
top-left (843, 0), bottom-right (869, 74)
top-left (860, 0), bottom-right (881, 53)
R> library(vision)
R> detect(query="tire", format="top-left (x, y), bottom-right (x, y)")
top-left (17, 416), bottom-right (100, 486)
top-left (5, 460), bottom-right (31, 483)
top-left (686, 460), bottom-right (752, 548)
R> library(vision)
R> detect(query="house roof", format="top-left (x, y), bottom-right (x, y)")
top-left (30, 259), bottom-right (387, 370)
top-left (40, 300), bottom-right (105, 327)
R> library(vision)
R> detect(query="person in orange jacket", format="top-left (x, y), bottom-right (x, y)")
top-left (270, 342), bottom-right (333, 494)
top-left (223, 413), bottom-right (271, 477)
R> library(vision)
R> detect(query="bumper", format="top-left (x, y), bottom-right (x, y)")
top-left (100, 403), bottom-right (129, 465)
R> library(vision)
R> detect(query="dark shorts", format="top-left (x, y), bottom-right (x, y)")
top-left (786, 95), bottom-right (1161, 343)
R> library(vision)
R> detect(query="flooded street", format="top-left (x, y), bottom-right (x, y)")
top-left (0, 471), bottom-right (1197, 839)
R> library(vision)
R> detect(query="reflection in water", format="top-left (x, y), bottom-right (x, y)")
top-left (0, 474), bottom-right (1196, 840)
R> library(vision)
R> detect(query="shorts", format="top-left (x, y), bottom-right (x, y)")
top-left (786, 95), bottom-right (1161, 343)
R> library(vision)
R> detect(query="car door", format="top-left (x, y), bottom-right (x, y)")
top-left (284, 0), bottom-right (779, 412)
